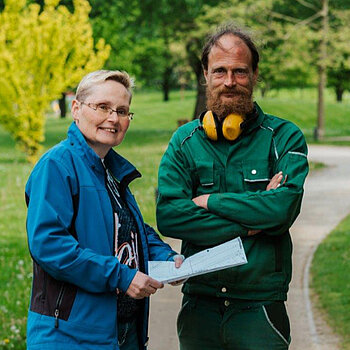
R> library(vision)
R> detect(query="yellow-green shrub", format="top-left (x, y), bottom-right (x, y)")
top-left (0, 0), bottom-right (110, 163)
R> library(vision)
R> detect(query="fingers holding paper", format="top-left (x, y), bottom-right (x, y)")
top-left (170, 254), bottom-right (187, 286)
top-left (173, 254), bottom-right (185, 268)
top-left (126, 271), bottom-right (164, 299)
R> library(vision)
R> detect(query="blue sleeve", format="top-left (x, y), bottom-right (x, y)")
top-left (26, 157), bottom-right (136, 293)
top-left (145, 224), bottom-right (177, 261)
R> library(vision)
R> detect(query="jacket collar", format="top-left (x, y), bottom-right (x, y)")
top-left (67, 122), bottom-right (141, 187)
top-left (241, 102), bottom-right (265, 135)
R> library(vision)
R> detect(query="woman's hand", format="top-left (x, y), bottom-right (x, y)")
top-left (170, 254), bottom-right (187, 286)
top-left (126, 271), bottom-right (164, 299)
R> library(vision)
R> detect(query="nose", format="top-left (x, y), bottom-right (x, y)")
top-left (224, 71), bottom-right (236, 88)
top-left (107, 110), bottom-right (119, 122)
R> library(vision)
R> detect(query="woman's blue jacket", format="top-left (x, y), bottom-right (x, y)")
top-left (25, 122), bottom-right (176, 349)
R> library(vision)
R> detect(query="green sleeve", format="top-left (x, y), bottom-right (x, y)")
top-left (157, 133), bottom-right (247, 246)
top-left (207, 126), bottom-right (309, 236)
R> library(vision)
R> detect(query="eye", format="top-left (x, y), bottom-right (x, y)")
top-left (97, 104), bottom-right (109, 112)
top-left (234, 68), bottom-right (249, 77)
top-left (213, 68), bottom-right (225, 74)
top-left (117, 109), bottom-right (127, 116)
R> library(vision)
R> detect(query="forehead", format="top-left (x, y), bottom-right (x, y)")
top-left (208, 34), bottom-right (252, 69)
top-left (86, 80), bottom-right (131, 103)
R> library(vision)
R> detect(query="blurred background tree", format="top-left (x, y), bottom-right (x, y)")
top-left (0, 0), bottom-right (110, 162)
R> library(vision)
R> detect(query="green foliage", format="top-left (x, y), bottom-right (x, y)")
top-left (311, 214), bottom-right (350, 349)
top-left (271, 0), bottom-right (350, 97)
top-left (327, 10), bottom-right (350, 100)
top-left (0, 0), bottom-right (110, 163)
top-left (89, 0), bottom-right (140, 73)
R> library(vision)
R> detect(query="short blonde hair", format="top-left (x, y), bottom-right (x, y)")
top-left (76, 70), bottom-right (134, 102)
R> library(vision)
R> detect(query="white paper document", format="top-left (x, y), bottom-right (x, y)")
top-left (148, 237), bottom-right (247, 283)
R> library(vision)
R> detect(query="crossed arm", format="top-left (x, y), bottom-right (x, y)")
top-left (192, 172), bottom-right (286, 236)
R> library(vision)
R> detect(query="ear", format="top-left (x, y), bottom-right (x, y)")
top-left (71, 100), bottom-right (80, 123)
top-left (204, 69), bottom-right (209, 83)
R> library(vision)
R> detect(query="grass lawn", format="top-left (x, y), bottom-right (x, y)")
top-left (311, 215), bottom-right (350, 350)
top-left (0, 88), bottom-right (349, 348)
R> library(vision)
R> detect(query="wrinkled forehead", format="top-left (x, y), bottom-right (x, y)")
top-left (209, 34), bottom-right (253, 66)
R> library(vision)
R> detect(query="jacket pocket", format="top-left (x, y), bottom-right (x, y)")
top-left (30, 262), bottom-right (77, 324)
top-left (242, 160), bottom-right (271, 192)
top-left (194, 159), bottom-right (222, 195)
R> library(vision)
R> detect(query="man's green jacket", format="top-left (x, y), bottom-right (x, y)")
top-left (156, 103), bottom-right (309, 301)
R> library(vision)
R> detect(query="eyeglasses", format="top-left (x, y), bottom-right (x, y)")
top-left (80, 101), bottom-right (134, 120)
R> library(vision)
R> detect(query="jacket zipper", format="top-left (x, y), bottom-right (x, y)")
top-left (54, 283), bottom-right (66, 328)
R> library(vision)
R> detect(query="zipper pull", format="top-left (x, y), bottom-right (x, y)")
top-left (54, 309), bottom-right (59, 328)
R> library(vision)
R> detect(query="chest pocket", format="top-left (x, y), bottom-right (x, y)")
top-left (194, 160), bottom-right (221, 196)
top-left (242, 160), bottom-right (271, 192)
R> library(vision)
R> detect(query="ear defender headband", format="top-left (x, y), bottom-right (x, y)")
top-left (201, 111), bottom-right (244, 141)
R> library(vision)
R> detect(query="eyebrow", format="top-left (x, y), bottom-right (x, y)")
top-left (92, 100), bottom-right (129, 108)
top-left (212, 65), bottom-right (226, 71)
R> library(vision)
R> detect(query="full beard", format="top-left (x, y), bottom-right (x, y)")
top-left (206, 84), bottom-right (254, 120)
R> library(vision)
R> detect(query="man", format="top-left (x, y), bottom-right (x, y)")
top-left (156, 25), bottom-right (308, 350)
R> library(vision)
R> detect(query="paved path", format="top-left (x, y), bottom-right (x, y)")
top-left (148, 145), bottom-right (350, 350)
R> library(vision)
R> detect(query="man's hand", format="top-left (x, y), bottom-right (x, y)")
top-left (192, 194), bottom-right (210, 209)
top-left (126, 271), bottom-right (163, 299)
top-left (247, 229), bottom-right (261, 236)
top-left (170, 254), bottom-right (187, 286)
top-left (266, 172), bottom-right (287, 191)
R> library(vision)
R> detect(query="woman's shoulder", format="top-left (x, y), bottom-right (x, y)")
top-left (31, 139), bottom-right (76, 175)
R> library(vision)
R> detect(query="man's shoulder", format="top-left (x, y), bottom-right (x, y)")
top-left (262, 113), bottom-right (303, 135)
top-left (171, 119), bottom-right (202, 145)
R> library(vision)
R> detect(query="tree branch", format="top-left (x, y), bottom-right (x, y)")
top-left (283, 11), bottom-right (323, 39)
top-left (295, 0), bottom-right (320, 12)
top-left (270, 11), bottom-right (300, 24)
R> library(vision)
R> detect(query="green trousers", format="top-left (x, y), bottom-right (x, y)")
top-left (177, 295), bottom-right (290, 350)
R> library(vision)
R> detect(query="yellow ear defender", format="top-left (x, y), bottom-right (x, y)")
top-left (201, 111), bottom-right (244, 141)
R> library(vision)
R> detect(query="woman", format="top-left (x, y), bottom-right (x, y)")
top-left (25, 70), bottom-right (182, 350)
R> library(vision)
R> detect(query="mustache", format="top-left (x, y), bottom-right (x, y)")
top-left (217, 86), bottom-right (250, 96)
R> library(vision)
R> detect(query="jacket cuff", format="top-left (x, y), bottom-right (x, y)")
top-left (207, 193), bottom-right (221, 214)
top-left (117, 264), bottom-right (138, 292)
top-left (166, 251), bottom-right (180, 261)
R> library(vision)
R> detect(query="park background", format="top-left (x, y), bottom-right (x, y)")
top-left (0, 0), bottom-right (350, 348)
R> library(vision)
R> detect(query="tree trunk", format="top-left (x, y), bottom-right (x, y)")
top-left (315, 0), bottom-right (328, 141)
top-left (162, 66), bottom-right (172, 102)
top-left (59, 93), bottom-right (66, 118)
top-left (335, 86), bottom-right (344, 102)
top-left (193, 73), bottom-right (207, 119)
top-left (186, 41), bottom-right (207, 119)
